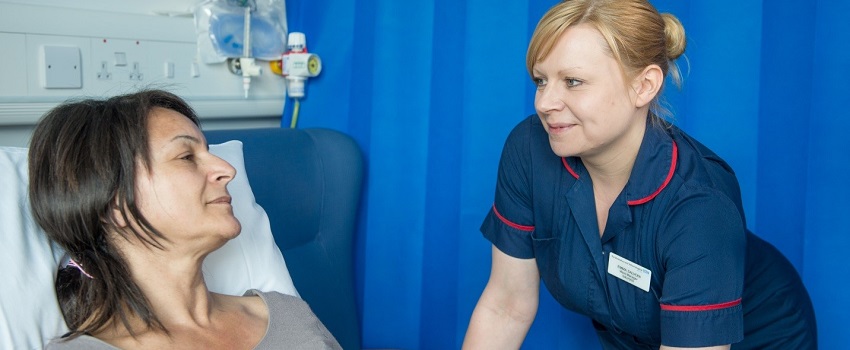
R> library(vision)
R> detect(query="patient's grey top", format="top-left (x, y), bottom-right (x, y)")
top-left (45, 289), bottom-right (341, 350)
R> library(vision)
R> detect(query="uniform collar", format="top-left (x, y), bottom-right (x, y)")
top-left (561, 121), bottom-right (677, 206)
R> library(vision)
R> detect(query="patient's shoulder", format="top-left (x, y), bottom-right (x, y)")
top-left (245, 289), bottom-right (342, 350)
top-left (46, 335), bottom-right (120, 350)
top-left (244, 289), bottom-right (314, 318)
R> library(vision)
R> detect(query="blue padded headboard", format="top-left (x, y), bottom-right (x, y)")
top-left (204, 127), bottom-right (363, 350)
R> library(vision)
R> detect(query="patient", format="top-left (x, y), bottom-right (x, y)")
top-left (28, 90), bottom-right (341, 350)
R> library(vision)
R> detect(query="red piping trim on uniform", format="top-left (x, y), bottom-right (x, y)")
top-left (660, 298), bottom-right (741, 312)
top-left (492, 204), bottom-right (534, 231)
top-left (627, 141), bottom-right (678, 206)
top-left (561, 158), bottom-right (579, 179)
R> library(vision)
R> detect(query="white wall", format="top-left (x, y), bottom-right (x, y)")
top-left (0, 0), bottom-right (286, 147)
top-left (0, 0), bottom-right (198, 16)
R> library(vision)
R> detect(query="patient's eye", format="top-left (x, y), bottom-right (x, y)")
top-left (179, 153), bottom-right (195, 162)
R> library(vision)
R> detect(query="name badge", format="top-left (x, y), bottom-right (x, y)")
top-left (607, 252), bottom-right (651, 292)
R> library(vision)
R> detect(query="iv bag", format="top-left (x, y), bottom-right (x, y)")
top-left (194, 0), bottom-right (288, 63)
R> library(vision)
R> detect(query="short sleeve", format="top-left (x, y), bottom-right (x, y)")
top-left (247, 290), bottom-right (342, 350)
top-left (480, 119), bottom-right (536, 259)
top-left (657, 187), bottom-right (746, 347)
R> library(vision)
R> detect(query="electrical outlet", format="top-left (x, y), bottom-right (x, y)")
top-left (129, 62), bottom-right (143, 81)
top-left (96, 61), bottom-right (111, 80)
top-left (89, 38), bottom-right (146, 93)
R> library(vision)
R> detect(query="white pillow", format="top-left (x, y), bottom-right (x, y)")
top-left (205, 140), bottom-right (299, 297)
top-left (0, 141), bottom-right (297, 350)
top-left (0, 146), bottom-right (67, 350)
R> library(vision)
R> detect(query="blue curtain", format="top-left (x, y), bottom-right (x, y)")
top-left (283, 0), bottom-right (850, 348)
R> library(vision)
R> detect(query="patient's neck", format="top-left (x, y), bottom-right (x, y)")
top-left (115, 236), bottom-right (219, 328)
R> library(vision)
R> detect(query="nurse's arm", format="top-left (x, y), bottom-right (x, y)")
top-left (462, 245), bottom-right (540, 349)
top-left (660, 345), bottom-right (730, 350)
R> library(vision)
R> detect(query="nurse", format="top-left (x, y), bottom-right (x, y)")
top-left (463, 0), bottom-right (817, 349)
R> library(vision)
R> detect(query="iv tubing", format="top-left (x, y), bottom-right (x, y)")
top-left (242, 6), bottom-right (251, 57)
top-left (289, 99), bottom-right (301, 128)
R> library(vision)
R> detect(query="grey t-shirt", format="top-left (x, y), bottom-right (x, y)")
top-left (45, 290), bottom-right (341, 350)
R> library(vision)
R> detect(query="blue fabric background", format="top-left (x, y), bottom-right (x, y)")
top-left (281, 0), bottom-right (850, 348)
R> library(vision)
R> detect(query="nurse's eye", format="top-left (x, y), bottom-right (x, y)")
top-left (179, 153), bottom-right (195, 162)
top-left (565, 78), bottom-right (583, 87)
top-left (532, 77), bottom-right (547, 89)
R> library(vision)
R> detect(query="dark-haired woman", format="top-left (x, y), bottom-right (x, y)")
top-left (29, 90), bottom-right (341, 349)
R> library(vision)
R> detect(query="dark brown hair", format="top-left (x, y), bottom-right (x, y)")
top-left (28, 89), bottom-right (200, 338)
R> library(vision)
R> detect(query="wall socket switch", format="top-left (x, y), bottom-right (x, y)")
top-left (41, 45), bottom-right (82, 89)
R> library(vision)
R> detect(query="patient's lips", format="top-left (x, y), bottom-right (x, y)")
top-left (208, 195), bottom-right (232, 205)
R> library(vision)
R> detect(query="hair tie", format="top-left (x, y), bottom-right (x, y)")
top-left (68, 259), bottom-right (94, 279)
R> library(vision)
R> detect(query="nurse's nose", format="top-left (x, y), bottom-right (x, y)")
top-left (535, 85), bottom-right (566, 114)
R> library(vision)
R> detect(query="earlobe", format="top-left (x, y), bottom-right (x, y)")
top-left (109, 199), bottom-right (129, 228)
top-left (633, 65), bottom-right (663, 108)
top-left (112, 207), bottom-right (128, 228)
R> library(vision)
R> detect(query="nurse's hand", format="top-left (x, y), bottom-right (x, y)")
top-left (462, 245), bottom-right (540, 349)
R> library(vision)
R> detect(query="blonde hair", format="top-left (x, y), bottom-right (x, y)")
top-left (526, 0), bottom-right (686, 120)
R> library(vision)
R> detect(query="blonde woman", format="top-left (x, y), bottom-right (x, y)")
top-left (464, 1), bottom-right (816, 349)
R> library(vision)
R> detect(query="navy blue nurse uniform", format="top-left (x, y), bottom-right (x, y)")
top-left (481, 115), bottom-right (817, 349)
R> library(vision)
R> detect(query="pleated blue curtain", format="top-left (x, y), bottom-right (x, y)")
top-left (283, 0), bottom-right (850, 348)
top-left (799, 1), bottom-right (850, 347)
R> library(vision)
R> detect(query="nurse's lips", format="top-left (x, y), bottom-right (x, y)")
top-left (547, 122), bottom-right (575, 134)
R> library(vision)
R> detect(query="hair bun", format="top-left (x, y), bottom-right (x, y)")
top-left (661, 13), bottom-right (686, 60)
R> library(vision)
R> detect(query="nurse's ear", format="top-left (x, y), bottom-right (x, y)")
top-left (631, 64), bottom-right (663, 108)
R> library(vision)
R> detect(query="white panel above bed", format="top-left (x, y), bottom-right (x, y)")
top-left (0, 2), bottom-right (287, 127)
